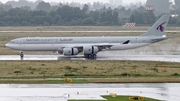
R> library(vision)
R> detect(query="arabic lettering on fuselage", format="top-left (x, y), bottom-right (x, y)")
top-left (60, 38), bottom-right (73, 41)
top-left (26, 38), bottom-right (73, 42)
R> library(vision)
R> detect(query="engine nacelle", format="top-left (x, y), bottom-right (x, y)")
top-left (83, 46), bottom-right (99, 54)
top-left (63, 48), bottom-right (79, 56)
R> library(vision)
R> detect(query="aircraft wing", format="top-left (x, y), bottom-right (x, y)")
top-left (66, 43), bottom-right (113, 48)
top-left (62, 40), bottom-right (130, 49)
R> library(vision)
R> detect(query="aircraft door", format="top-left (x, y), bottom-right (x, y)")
top-left (19, 40), bottom-right (23, 46)
top-left (135, 38), bottom-right (139, 43)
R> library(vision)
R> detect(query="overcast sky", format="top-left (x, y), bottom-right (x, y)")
top-left (0, 0), bottom-right (147, 4)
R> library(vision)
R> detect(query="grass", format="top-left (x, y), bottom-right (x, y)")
top-left (0, 26), bottom-right (151, 31)
top-left (0, 60), bottom-right (180, 78)
top-left (0, 60), bottom-right (179, 83)
top-left (86, 77), bottom-right (180, 83)
top-left (0, 26), bottom-right (179, 31)
top-left (0, 79), bottom-right (88, 84)
top-left (69, 95), bottom-right (161, 101)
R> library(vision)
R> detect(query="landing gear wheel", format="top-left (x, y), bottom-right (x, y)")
top-left (88, 54), bottom-right (92, 59)
top-left (84, 54), bottom-right (89, 59)
top-left (93, 54), bottom-right (97, 59)
top-left (84, 54), bottom-right (97, 59)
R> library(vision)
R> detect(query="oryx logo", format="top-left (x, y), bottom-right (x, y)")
top-left (157, 22), bottom-right (166, 32)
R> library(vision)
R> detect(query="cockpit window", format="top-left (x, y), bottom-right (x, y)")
top-left (10, 41), bottom-right (14, 43)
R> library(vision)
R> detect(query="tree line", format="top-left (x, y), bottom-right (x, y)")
top-left (0, 3), bottom-right (179, 26)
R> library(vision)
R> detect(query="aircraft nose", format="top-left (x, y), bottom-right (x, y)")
top-left (5, 43), bottom-right (10, 48)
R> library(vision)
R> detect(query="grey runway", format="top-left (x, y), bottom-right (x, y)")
top-left (0, 83), bottom-right (179, 101)
top-left (0, 55), bottom-right (180, 62)
top-left (0, 30), bottom-right (179, 33)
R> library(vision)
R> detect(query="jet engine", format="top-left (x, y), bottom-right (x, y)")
top-left (63, 48), bottom-right (79, 55)
top-left (83, 46), bottom-right (99, 54)
top-left (57, 50), bottom-right (63, 54)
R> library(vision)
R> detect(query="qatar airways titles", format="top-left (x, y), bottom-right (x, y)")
top-left (26, 38), bottom-right (73, 42)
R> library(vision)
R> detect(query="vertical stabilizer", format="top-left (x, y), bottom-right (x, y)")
top-left (141, 14), bottom-right (170, 36)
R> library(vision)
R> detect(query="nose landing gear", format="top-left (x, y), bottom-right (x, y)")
top-left (20, 51), bottom-right (24, 59)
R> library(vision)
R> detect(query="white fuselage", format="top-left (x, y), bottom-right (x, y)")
top-left (5, 36), bottom-right (167, 51)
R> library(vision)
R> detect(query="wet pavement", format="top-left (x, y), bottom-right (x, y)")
top-left (0, 55), bottom-right (180, 62)
top-left (0, 83), bottom-right (179, 101)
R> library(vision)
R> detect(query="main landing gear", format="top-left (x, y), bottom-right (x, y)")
top-left (84, 54), bottom-right (97, 59)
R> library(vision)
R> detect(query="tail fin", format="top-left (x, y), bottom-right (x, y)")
top-left (141, 14), bottom-right (170, 36)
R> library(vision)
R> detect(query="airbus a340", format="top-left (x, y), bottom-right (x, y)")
top-left (6, 14), bottom-right (170, 59)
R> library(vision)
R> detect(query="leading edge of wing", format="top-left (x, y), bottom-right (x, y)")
top-left (67, 43), bottom-right (113, 48)
top-left (64, 40), bottom-right (130, 48)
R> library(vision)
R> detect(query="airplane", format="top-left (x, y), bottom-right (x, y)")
top-left (6, 14), bottom-right (170, 59)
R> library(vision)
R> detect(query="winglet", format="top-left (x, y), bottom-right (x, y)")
top-left (141, 14), bottom-right (170, 37)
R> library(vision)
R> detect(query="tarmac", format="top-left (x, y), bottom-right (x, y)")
top-left (0, 83), bottom-right (179, 101)
top-left (0, 55), bottom-right (179, 62)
